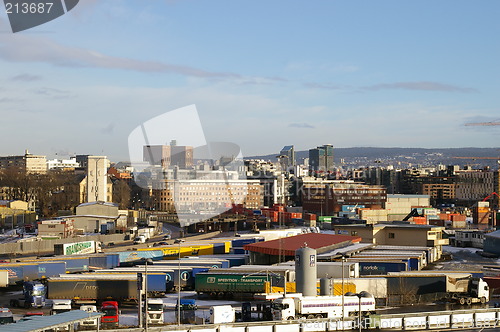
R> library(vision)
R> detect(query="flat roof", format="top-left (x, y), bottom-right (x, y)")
top-left (0, 310), bottom-right (103, 332)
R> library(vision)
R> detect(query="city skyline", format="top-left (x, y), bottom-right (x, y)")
top-left (0, 1), bottom-right (499, 162)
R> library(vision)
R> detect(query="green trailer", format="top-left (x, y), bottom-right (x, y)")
top-left (195, 272), bottom-right (280, 296)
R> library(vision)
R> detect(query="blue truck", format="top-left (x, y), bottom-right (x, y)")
top-left (9, 281), bottom-right (46, 308)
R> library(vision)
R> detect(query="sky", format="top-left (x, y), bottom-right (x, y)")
top-left (0, 0), bottom-right (499, 162)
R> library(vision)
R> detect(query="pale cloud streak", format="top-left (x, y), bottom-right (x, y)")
top-left (361, 81), bottom-right (478, 93)
top-left (289, 123), bottom-right (315, 129)
top-left (0, 20), bottom-right (277, 83)
top-left (11, 74), bottom-right (42, 82)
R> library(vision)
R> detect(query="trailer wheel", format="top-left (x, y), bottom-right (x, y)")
top-left (287, 316), bottom-right (294, 320)
top-left (307, 314), bottom-right (315, 320)
top-left (481, 297), bottom-right (487, 304)
top-left (459, 298), bottom-right (465, 305)
top-left (466, 298), bottom-right (472, 305)
top-left (315, 314), bottom-right (323, 319)
top-left (24, 302), bottom-right (30, 309)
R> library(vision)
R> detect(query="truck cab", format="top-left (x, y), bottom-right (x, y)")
top-left (271, 297), bottom-right (295, 320)
top-left (100, 301), bottom-right (119, 327)
top-left (79, 305), bottom-right (98, 329)
top-left (51, 299), bottom-right (72, 315)
top-left (10, 281), bottom-right (46, 308)
top-left (146, 299), bottom-right (164, 325)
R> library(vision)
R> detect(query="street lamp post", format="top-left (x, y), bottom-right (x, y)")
top-left (174, 239), bottom-right (185, 325)
top-left (356, 293), bottom-right (362, 332)
top-left (341, 255), bottom-right (346, 329)
top-left (144, 259), bottom-right (149, 332)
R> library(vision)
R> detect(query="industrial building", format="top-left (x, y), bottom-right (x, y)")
top-left (243, 232), bottom-right (361, 264)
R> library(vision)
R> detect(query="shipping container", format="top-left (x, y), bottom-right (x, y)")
top-left (89, 254), bottom-right (120, 270)
top-left (358, 261), bottom-right (408, 275)
top-left (0, 263), bottom-right (39, 284)
top-left (94, 268), bottom-right (175, 292)
top-left (37, 262), bottom-right (66, 279)
top-left (24, 257), bottom-right (90, 273)
top-left (114, 250), bottom-right (164, 266)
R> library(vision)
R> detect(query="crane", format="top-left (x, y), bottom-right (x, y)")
top-left (483, 192), bottom-right (500, 202)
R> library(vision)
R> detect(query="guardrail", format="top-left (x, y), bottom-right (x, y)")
top-left (95, 307), bottom-right (500, 332)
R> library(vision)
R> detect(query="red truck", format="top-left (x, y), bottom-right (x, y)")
top-left (100, 301), bottom-right (119, 327)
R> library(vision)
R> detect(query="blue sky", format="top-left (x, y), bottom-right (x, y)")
top-left (0, 1), bottom-right (499, 162)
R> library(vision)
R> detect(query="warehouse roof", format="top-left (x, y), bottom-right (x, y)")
top-left (0, 310), bottom-right (103, 332)
top-left (243, 233), bottom-right (361, 256)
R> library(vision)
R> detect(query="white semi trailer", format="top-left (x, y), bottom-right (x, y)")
top-left (271, 292), bottom-right (376, 321)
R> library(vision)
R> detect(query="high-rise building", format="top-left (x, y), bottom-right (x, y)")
top-left (309, 144), bottom-right (334, 173)
top-left (86, 156), bottom-right (108, 202)
top-left (279, 145), bottom-right (295, 172)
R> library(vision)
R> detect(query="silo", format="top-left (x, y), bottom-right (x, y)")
top-left (320, 277), bottom-right (332, 296)
top-left (295, 246), bottom-right (317, 297)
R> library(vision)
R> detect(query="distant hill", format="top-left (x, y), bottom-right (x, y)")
top-left (246, 147), bottom-right (500, 165)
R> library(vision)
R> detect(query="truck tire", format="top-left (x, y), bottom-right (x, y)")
top-left (287, 317), bottom-right (294, 320)
top-left (459, 298), bottom-right (465, 305)
top-left (24, 301), bottom-right (30, 309)
top-left (466, 298), bottom-right (472, 305)
top-left (481, 297), bottom-right (487, 304)
top-left (9, 300), bottom-right (17, 308)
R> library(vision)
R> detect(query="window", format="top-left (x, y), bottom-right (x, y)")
top-left (388, 233), bottom-right (395, 239)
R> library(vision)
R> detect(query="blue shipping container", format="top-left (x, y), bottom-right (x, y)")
top-left (359, 261), bottom-right (408, 275)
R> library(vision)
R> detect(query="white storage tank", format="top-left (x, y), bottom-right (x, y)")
top-left (295, 246), bottom-right (317, 296)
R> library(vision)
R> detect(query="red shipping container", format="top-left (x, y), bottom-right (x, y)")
top-left (439, 213), bottom-right (450, 221)
top-left (413, 216), bottom-right (428, 225)
top-left (450, 214), bottom-right (466, 222)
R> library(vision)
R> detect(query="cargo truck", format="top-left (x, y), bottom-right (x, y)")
top-left (446, 276), bottom-right (490, 305)
top-left (271, 292), bottom-right (376, 320)
top-left (46, 278), bottom-right (137, 303)
top-left (10, 281), bottom-right (46, 308)
top-left (54, 241), bottom-right (102, 256)
top-left (195, 272), bottom-right (284, 296)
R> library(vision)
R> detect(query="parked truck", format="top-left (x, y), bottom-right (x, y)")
top-left (50, 299), bottom-right (72, 315)
top-left (271, 292), bottom-right (376, 320)
top-left (79, 305), bottom-right (99, 330)
top-left (146, 298), bottom-right (164, 325)
top-left (101, 301), bottom-right (119, 327)
top-left (54, 241), bottom-right (102, 256)
top-left (195, 272), bottom-right (284, 296)
top-left (447, 276), bottom-right (490, 305)
top-left (10, 281), bottom-right (46, 308)
top-left (46, 277), bottom-right (137, 303)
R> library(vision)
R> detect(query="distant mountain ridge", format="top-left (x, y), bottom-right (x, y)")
top-left (246, 147), bottom-right (500, 162)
